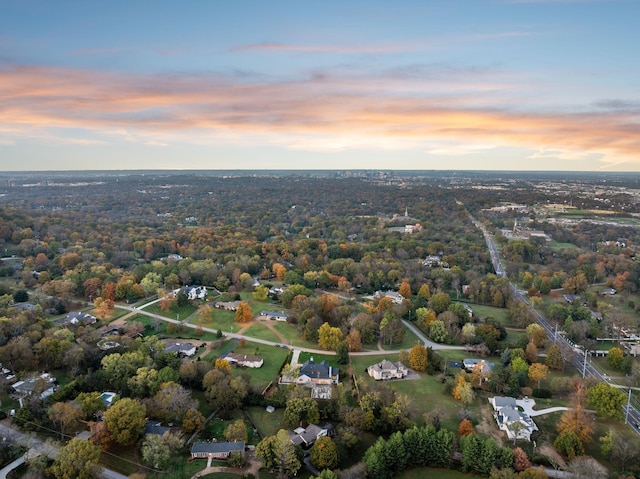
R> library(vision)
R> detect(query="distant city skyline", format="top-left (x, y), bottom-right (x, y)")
top-left (1, 0), bottom-right (639, 172)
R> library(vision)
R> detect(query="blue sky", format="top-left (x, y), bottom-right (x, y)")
top-left (0, 0), bottom-right (638, 171)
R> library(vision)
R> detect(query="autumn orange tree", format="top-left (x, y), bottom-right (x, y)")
top-left (398, 279), bottom-right (412, 299)
top-left (408, 344), bottom-right (427, 371)
top-left (557, 381), bottom-right (593, 444)
top-left (272, 263), bottom-right (286, 281)
top-left (458, 418), bottom-right (474, 436)
top-left (452, 373), bottom-right (474, 405)
top-left (234, 302), bottom-right (253, 323)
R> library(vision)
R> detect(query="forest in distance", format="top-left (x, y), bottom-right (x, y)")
top-left (0, 169), bottom-right (639, 479)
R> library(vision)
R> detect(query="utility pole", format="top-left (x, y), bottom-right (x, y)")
top-left (582, 349), bottom-right (588, 378)
top-left (626, 388), bottom-right (632, 424)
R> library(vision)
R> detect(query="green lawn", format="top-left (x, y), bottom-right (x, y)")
top-left (190, 307), bottom-right (237, 332)
top-left (549, 241), bottom-right (579, 250)
top-left (124, 313), bottom-right (219, 340)
top-left (143, 301), bottom-right (197, 320)
top-left (227, 343), bottom-right (290, 391)
top-left (247, 405), bottom-right (287, 438)
top-left (241, 322), bottom-right (281, 343)
top-left (297, 351), bottom-right (337, 367)
top-left (382, 327), bottom-right (421, 351)
top-left (469, 304), bottom-right (511, 325)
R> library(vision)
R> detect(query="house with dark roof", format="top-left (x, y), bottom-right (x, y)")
top-left (288, 424), bottom-right (333, 448)
top-left (296, 358), bottom-right (339, 385)
top-left (190, 441), bottom-right (245, 459)
top-left (145, 421), bottom-right (171, 436)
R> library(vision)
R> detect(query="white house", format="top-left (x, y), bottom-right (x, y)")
top-left (224, 352), bottom-right (264, 368)
top-left (174, 285), bottom-right (207, 300)
top-left (489, 397), bottom-right (538, 441)
top-left (259, 310), bottom-right (293, 322)
top-left (213, 301), bottom-right (240, 311)
top-left (164, 342), bottom-right (197, 357)
top-left (61, 311), bottom-right (97, 326)
top-left (374, 290), bottom-right (404, 305)
top-left (12, 373), bottom-right (56, 404)
top-left (367, 359), bottom-right (408, 380)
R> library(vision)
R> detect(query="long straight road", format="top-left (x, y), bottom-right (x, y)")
top-left (471, 214), bottom-right (640, 434)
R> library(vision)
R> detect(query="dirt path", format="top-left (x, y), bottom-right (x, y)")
top-left (254, 317), bottom-right (288, 344)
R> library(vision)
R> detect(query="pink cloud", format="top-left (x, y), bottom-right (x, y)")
top-left (0, 64), bottom-right (638, 166)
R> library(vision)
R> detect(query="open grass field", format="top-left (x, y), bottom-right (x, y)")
top-left (469, 304), bottom-right (511, 325)
top-left (271, 321), bottom-right (320, 349)
top-left (227, 342), bottom-right (290, 390)
top-left (240, 322), bottom-right (281, 343)
top-left (549, 241), bottom-right (579, 249)
top-left (247, 405), bottom-right (287, 438)
top-left (297, 351), bottom-right (337, 367)
top-left (143, 301), bottom-right (197, 321)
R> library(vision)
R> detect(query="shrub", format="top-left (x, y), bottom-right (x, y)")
top-left (532, 388), bottom-right (552, 399)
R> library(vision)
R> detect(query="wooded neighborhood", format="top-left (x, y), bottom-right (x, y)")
top-left (0, 170), bottom-right (639, 479)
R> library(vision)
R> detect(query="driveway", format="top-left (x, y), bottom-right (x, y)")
top-left (516, 398), bottom-right (568, 417)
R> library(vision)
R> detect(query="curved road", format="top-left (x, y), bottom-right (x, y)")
top-left (120, 304), bottom-right (464, 355)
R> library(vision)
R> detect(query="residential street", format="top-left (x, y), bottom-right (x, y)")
top-left (0, 422), bottom-right (127, 479)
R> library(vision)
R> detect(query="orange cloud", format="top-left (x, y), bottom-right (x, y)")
top-left (0, 64), bottom-right (638, 166)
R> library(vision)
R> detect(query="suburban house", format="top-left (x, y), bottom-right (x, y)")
top-left (288, 423), bottom-right (334, 448)
top-left (100, 392), bottom-right (117, 408)
top-left (269, 286), bottom-right (284, 298)
top-left (489, 397), bottom-right (538, 441)
top-left (145, 421), bottom-right (172, 436)
top-left (164, 342), bottom-right (197, 357)
top-left (190, 441), bottom-right (245, 459)
top-left (373, 290), bottom-right (404, 305)
top-left (12, 373), bottom-right (56, 403)
top-left (224, 352), bottom-right (264, 368)
top-left (174, 285), bottom-right (207, 300)
top-left (213, 301), bottom-right (240, 311)
top-left (296, 358), bottom-right (339, 385)
top-left (563, 294), bottom-right (581, 304)
top-left (59, 311), bottom-right (97, 326)
top-left (367, 359), bottom-right (408, 380)
top-left (601, 288), bottom-right (617, 296)
top-left (259, 310), bottom-right (293, 322)
top-left (404, 223), bottom-right (423, 234)
top-left (463, 359), bottom-right (494, 378)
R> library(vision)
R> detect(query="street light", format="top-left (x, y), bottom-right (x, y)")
top-left (625, 388), bottom-right (632, 425)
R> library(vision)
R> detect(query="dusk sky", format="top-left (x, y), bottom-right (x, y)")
top-left (1, 0), bottom-right (639, 171)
